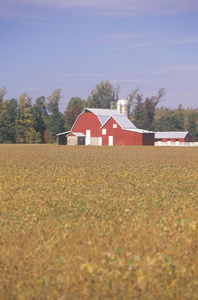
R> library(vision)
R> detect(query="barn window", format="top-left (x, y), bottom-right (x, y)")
top-left (113, 124), bottom-right (117, 128)
top-left (191, 138), bottom-right (193, 141)
top-left (102, 129), bottom-right (106, 135)
top-left (185, 138), bottom-right (188, 142)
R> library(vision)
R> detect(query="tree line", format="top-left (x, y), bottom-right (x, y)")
top-left (0, 81), bottom-right (198, 143)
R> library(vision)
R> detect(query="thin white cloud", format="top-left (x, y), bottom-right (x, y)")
top-left (2, 0), bottom-right (198, 18)
top-left (168, 64), bottom-right (198, 73)
top-left (0, 72), bottom-right (17, 75)
top-left (164, 36), bottom-right (198, 45)
top-left (94, 33), bottom-right (152, 45)
top-left (149, 63), bottom-right (198, 76)
top-left (46, 72), bottom-right (116, 78)
top-left (103, 43), bottom-right (152, 51)
top-left (111, 79), bottom-right (147, 83)
top-left (21, 87), bottom-right (41, 92)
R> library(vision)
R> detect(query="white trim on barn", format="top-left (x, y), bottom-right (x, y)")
top-left (86, 130), bottom-right (91, 145)
top-left (155, 131), bottom-right (196, 146)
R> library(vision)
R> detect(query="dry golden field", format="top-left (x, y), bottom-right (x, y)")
top-left (0, 144), bottom-right (198, 299)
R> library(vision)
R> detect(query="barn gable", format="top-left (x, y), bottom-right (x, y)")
top-left (101, 115), bottom-right (136, 130)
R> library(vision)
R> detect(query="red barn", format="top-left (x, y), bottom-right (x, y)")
top-left (57, 105), bottom-right (154, 146)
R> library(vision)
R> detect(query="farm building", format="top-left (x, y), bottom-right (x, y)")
top-left (57, 99), bottom-right (155, 146)
top-left (155, 132), bottom-right (195, 146)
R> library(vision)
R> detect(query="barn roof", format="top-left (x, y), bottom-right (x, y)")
top-left (125, 128), bottom-right (154, 133)
top-left (86, 108), bottom-right (120, 116)
top-left (66, 132), bottom-right (86, 137)
top-left (85, 108), bottom-right (137, 129)
top-left (101, 115), bottom-right (137, 130)
top-left (85, 108), bottom-right (122, 126)
top-left (56, 131), bottom-right (71, 136)
top-left (155, 132), bottom-right (192, 139)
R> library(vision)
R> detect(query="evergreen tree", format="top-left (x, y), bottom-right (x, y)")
top-left (133, 93), bottom-right (144, 128)
top-left (175, 104), bottom-right (184, 131)
top-left (33, 96), bottom-right (47, 143)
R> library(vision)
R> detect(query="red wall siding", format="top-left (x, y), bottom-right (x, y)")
top-left (185, 133), bottom-right (195, 142)
top-left (162, 138), bottom-right (184, 142)
top-left (72, 111), bottom-right (102, 137)
top-left (72, 112), bottom-right (154, 146)
top-left (102, 117), bottom-right (143, 145)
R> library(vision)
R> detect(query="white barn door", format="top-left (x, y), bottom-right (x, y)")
top-left (99, 137), bottom-right (102, 146)
top-left (109, 136), bottom-right (113, 146)
top-left (86, 130), bottom-right (91, 145)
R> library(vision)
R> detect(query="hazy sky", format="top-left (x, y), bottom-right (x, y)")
top-left (1, 0), bottom-right (198, 112)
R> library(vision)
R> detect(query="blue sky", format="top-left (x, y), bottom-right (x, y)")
top-left (0, 0), bottom-right (198, 112)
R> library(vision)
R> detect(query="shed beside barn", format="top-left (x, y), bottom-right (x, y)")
top-left (57, 131), bottom-right (70, 145)
top-left (66, 132), bottom-right (86, 146)
top-left (155, 132), bottom-right (195, 146)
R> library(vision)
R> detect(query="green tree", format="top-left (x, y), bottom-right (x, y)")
top-left (66, 96), bottom-right (86, 112)
top-left (175, 104), bottom-right (184, 131)
top-left (159, 114), bottom-right (183, 131)
top-left (87, 81), bottom-right (119, 109)
top-left (133, 93), bottom-right (144, 128)
top-left (0, 87), bottom-right (7, 113)
top-left (0, 98), bottom-right (18, 143)
top-left (33, 96), bottom-right (47, 143)
top-left (187, 111), bottom-right (198, 140)
top-left (15, 93), bottom-right (36, 143)
top-left (132, 88), bottom-right (166, 130)
top-left (64, 104), bottom-right (81, 130)
top-left (45, 89), bottom-right (65, 143)
top-left (64, 97), bottom-right (85, 130)
top-left (127, 87), bottom-right (139, 115)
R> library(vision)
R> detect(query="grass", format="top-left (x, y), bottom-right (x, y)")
top-left (0, 144), bottom-right (198, 299)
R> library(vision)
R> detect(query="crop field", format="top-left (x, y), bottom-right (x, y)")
top-left (0, 144), bottom-right (198, 299)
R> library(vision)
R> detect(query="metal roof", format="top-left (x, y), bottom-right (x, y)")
top-left (125, 128), bottom-right (154, 134)
top-left (56, 131), bottom-right (71, 136)
top-left (100, 114), bottom-right (136, 130)
top-left (113, 115), bottom-right (136, 129)
top-left (155, 132), bottom-right (189, 139)
top-left (97, 115), bottom-right (110, 125)
top-left (66, 132), bottom-right (86, 137)
top-left (86, 108), bottom-right (121, 117)
top-left (85, 108), bottom-right (137, 129)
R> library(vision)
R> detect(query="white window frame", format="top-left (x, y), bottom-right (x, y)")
top-left (102, 129), bottom-right (106, 135)
top-left (113, 124), bottom-right (117, 128)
